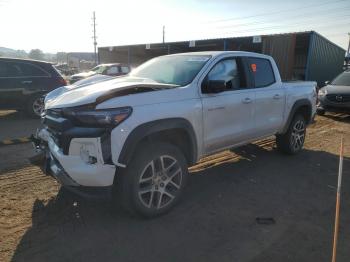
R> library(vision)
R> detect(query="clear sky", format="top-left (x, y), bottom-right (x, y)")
top-left (0, 0), bottom-right (349, 53)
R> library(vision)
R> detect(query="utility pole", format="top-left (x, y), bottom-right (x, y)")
top-left (162, 25), bottom-right (165, 44)
top-left (92, 11), bottom-right (98, 65)
top-left (347, 33), bottom-right (350, 56)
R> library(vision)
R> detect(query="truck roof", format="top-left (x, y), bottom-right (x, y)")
top-left (165, 51), bottom-right (272, 59)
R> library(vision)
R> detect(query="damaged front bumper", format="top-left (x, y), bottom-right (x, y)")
top-left (31, 127), bottom-right (116, 198)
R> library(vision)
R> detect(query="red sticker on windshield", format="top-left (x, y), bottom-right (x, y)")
top-left (251, 63), bottom-right (257, 72)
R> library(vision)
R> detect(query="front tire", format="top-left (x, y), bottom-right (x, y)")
top-left (26, 95), bottom-right (45, 118)
top-left (276, 114), bottom-right (306, 154)
top-left (115, 142), bottom-right (188, 217)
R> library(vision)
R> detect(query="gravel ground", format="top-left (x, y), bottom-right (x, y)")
top-left (0, 111), bottom-right (349, 262)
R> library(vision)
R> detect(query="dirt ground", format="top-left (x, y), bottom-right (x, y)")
top-left (0, 111), bottom-right (350, 262)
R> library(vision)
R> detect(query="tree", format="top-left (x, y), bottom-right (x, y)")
top-left (28, 49), bottom-right (44, 60)
top-left (14, 50), bottom-right (28, 59)
top-left (56, 52), bottom-right (67, 63)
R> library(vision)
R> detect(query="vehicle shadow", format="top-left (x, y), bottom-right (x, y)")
top-left (10, 145), bottom-right (350, 262)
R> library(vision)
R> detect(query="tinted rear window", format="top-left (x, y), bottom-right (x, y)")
top-left (17, 63), bottom-right (49, 77)
top-left (247, 57), bottom-right (275, 87)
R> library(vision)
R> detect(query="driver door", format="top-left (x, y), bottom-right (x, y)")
top-left (201, 57), bottom-right (256, 153)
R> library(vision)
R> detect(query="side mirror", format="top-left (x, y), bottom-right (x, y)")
top-left (325, 81), bottom-right (330, 85)
top-left (205, 80), bottom-right (226, 93)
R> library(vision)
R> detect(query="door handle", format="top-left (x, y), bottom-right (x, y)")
top-left (208, 106), bottom-right (226, 111)
top-left (21, 80), bottom-right (32, 84)
top-left (273, 94), bottom-right (281, 99)
top-left (242, 97), bottom-right (252, 104)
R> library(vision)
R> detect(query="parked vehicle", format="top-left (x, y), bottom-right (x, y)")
top-left (317, 70), bottom-right (350, 115)
top-left (69, 63), bottom-right (130, 84)
top-left (32, 51), bottom-right (317, 217)
top-left (0, 57), bottom-right (67, 117)
top-left (54, 63), bottom-right (79, 76)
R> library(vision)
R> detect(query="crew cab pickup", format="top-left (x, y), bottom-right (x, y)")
top-left (32, 51), bottom-right (317, 217)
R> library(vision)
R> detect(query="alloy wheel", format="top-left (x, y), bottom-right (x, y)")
top-left (138, 155), bottom-right (183, 209)
top-left (32, 97), bottom-right (45, 117)
top-left (290, 120), bottom-right (305, 151)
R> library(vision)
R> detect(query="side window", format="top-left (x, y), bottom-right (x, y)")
top-left (121, 66), bottom-right (130, 73)
top-left (17, 63), bottom-right (48, 77)
top-left (6, 62), bottom-right (23, 77)
top-left (248, 58), bottom-right (275, 87)
top-left (106, 66), bottom-right (119, 75)
top-left (203, 58), bottom-right (246, 92)
top-left (0, 61), bottom-right (8, 77)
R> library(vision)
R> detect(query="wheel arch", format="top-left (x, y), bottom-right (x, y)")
top-left (281, 99), bottom-right (312, 134)
top-left (118, 118), bottom-right (198, 167)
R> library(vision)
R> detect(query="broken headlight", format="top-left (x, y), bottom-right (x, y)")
top-left (63, 107), bottom-right (132, 127)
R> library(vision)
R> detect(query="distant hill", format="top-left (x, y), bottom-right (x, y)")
top-left (0, 47), bottom-right (28, 59)
top-left (0, 47), bottom-right (56, 62)
top-left (0, 47), bottom-right (17, 53)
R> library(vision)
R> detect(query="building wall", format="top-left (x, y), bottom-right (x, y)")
top-left (262, 34), bottom-right (297, 80)
top-left (306, 32), bottom-right (346, 86)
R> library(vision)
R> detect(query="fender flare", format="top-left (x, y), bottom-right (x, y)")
top-left (281, 99), bottom-right (312, 134)
top-left (118, 118), bottom-right (198, 166)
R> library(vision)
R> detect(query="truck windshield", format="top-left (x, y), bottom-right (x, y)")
top-left (130, 55), bottom-right (211, 86)
top-left (331, 71), bottom-right (350, 86)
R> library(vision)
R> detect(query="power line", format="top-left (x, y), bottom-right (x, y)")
top-left (216, 7), bottom-right (350, 30)
top-left (202, 0), bottom-right (349, 24)
top-left (166, 3), bottom-right (350, 39)
top-left (325, 32), bottom-right (350, 37)
top-left (209, 22), bottom-right (350, 41)
top-left (214, 18), bottom-right (350, 35)
top-left (167, 6), bottom-right (350, 38)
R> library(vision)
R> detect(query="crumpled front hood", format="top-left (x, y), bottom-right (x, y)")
top-left (44, 75), bottom-right (114, 105)
top-left (324, 85), bottom-right (350, 94)
top-left (45, 77), bottom-right (177, 109)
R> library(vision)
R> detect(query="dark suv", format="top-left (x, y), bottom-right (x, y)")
top-left (0, 58), bottom-right (67, 117)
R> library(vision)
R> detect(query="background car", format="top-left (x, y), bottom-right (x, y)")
top-left (0, 57), bottom-right (67, 117)
top-left (317, 70), bottom-right (350, 115)
top-left (69, 63), bottom-right (130, 83)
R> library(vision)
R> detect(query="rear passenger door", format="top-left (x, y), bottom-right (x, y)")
top-left (248, 57), bottom-right (286, 136)
top-left (201, 57), bottom-right (256, 153)
top-left (0, 61), bottom-right (23, 107)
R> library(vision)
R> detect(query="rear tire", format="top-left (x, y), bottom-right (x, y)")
top-left (276, 114), bottom-right (306, 154)
top-left (114, 142), bottom-right (188, 218)
top-left (26, 95), bottom-right (45, 118)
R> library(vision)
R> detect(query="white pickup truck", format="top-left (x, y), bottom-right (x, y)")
top-left (33, 51), bottom-right (317, 217)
